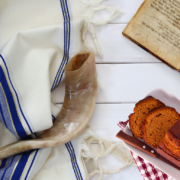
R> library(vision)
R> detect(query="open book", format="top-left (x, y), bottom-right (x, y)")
top-left (123, 0), bottom-right (180, 71)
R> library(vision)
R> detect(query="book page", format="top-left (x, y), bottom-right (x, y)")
top-left (123, 0), bottom-right (180, 70)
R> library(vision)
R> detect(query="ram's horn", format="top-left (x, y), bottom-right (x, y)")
top-left (0, 51), bottom-right (97, 159)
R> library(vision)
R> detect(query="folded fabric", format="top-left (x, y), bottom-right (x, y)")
top-left (118, 120), bottom-right (172, 180)
top-left (0, 18), bottom-right (89, 180)
top-left (0, 0), bottom-right (121, 179)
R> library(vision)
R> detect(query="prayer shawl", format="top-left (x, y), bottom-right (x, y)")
top-left (0, 0), bottom-right (124, 180)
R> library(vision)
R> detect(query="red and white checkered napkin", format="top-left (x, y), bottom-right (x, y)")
top-left (118, 120), bottom-right (172, 180)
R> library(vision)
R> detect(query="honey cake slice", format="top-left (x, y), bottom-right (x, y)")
top-left (129, 96), bottom-right (165, 139)
top-left (142, 107), bottom-right (180, 148)
top-left (158, 120), bottom-right (180, 167)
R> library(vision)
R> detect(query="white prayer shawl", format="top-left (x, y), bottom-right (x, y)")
top-left (0, 1), bottom-right (132, 180)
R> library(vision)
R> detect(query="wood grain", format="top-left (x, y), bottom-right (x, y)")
top-left (53, 63), bottom-right (180, 103)
top-left (96, 0), bottom-right (144, 24)
top-left (87, 24), bottom-right (160, 63)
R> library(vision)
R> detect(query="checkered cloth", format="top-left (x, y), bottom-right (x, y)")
top-left (118, 120), bottom-right (172, 180)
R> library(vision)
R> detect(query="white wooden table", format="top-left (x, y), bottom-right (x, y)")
top-left (53, 0), bottom-right (180, 179)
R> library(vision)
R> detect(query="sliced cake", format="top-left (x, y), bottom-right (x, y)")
top-left (157, 120), bottom-right (180, 167)
top-left (142, 107), bottom-right (180, 148)
top-left (129, 96), bottom-right (165, 139)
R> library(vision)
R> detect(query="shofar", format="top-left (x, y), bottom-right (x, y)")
top-left (0, 51), bottom-right (97, 159)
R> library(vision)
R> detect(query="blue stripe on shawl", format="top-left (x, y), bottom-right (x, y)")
top-left (0, 55), bottom-right (39, 179)
top-left (0, 65), bottom-right (27, 139)
top-left (65, 142), bottom-right (83, 180)
top-left (0, 150), bottom-right (39, 180)
top-left (0, 155), bottom-right (20, 180)
top-left (65, 142), bottom-right (79, 179)
top-left (0, 102), bottom-right (8, 128)
top-left (24, 150), bottom-right (39, 180)
top-left (52, 114), bottom-right (56, 122)
top-left (69, 141), bottom-right (83, 180)
top-left (11, 151), bottom-right (31, 180)
top-left (51, 0), bottom-right (71, 91)
top-left (56, 0), bottom-right (71, 86)
top-left (0, 159), bottom-right (8, 170)
top-left (57, 1), bottom-right (83, 179)
top-left (0, 55), bottom-right (33, 135)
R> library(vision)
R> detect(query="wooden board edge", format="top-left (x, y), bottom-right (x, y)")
top-left (122, 0), bottom-right (147, 34)
top-left (122, 32), bottom-right (179, 72)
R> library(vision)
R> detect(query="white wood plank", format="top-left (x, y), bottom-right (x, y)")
top-left (93, 24), bottom-right (160, 63)
top-left (52, 63), bottom-right (180, 103)
top-left (89, 104), bottom-right (134, 142)
top-left (92, 0), bottom-right (143, 24)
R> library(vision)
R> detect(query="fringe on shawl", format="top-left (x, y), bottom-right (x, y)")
top-left (80, 0), bottom-right (123, 56)
top-left (79, 127), bottom-right (135, 180)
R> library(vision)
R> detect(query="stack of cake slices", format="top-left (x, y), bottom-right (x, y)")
top-left (158, 120), bottom-right (180, 167)
top-left (129, 96), bottom-right (180, 167)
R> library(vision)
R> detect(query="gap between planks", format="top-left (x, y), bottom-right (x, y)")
top-left (55, 102), bottom-right (137, 105)
top-left (95, 62), bottom-right (162, 64)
